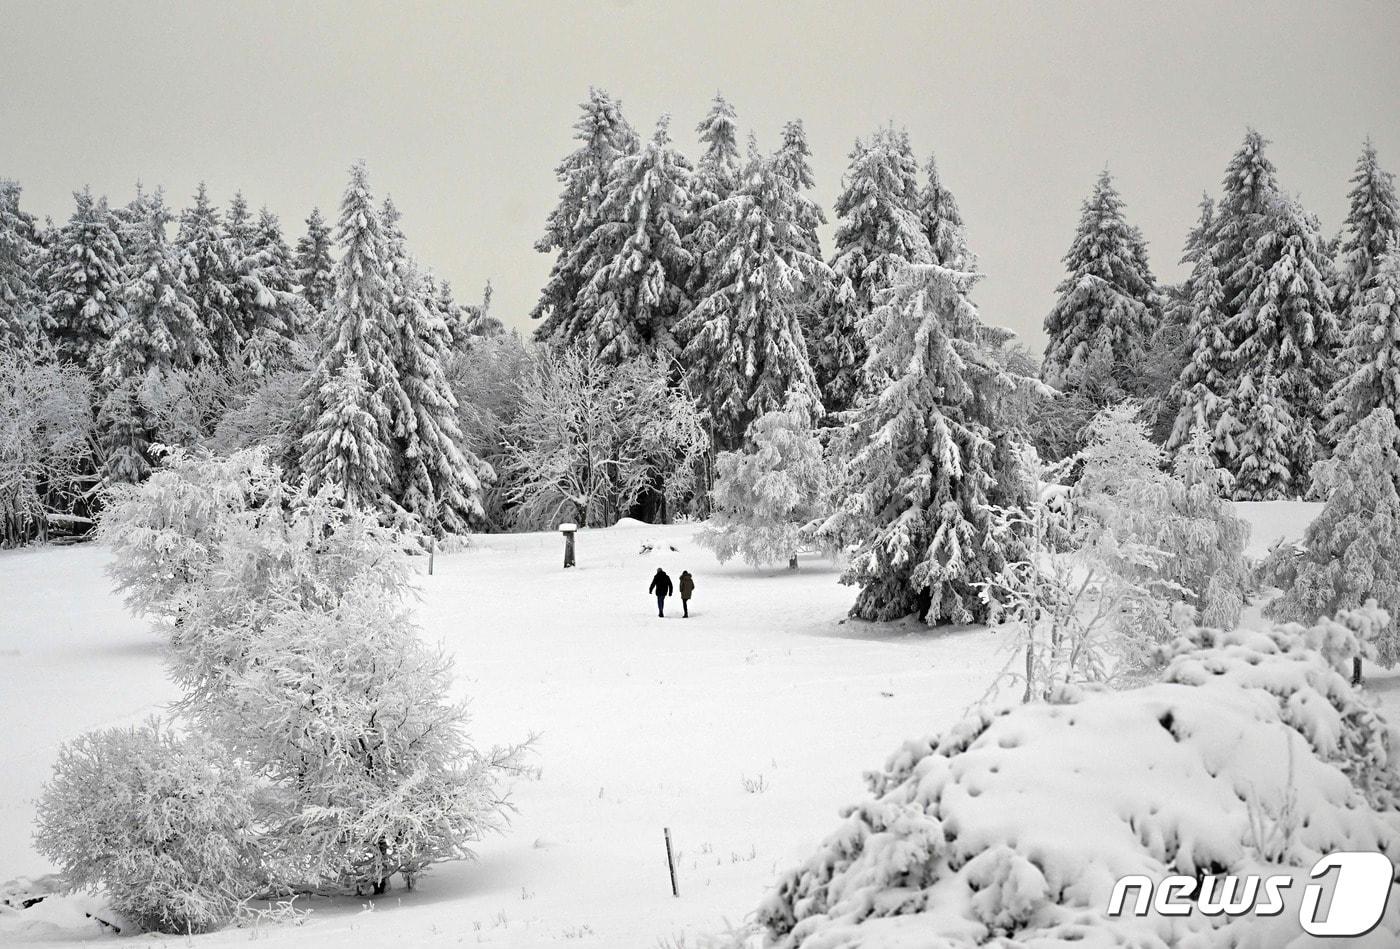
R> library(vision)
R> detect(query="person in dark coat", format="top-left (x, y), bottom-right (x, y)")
top-left (649, 568), bottom-right (673, 617)
top-left (678, 570), bottom-right (695, 618)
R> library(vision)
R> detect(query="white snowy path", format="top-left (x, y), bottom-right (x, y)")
top-left (0, 522), bottom-right (1009, 946)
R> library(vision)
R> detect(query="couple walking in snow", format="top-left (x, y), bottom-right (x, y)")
top-left (649, 568), bottom-right (694, 618)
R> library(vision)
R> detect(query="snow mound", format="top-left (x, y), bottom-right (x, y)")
top-left (756, 613), bottom-right (1400, 947)
top-left (610, 517), bottom-right (653, 529)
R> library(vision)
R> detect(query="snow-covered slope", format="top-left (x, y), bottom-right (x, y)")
top-left (0, 523), bottom-right (1007, 946)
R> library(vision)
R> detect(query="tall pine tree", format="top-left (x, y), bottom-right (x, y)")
top-left (1328, 241), bottom-right (1400, 436)
top-left (1041, 169), bottom-right (1158, 397)
top-left (816, 127), bottom-right (930, 414)
top-left (176, 183), bottom-right (240, 363)
top-left (532, 87), bottom-right (639, 344)
top-left (917, 153), bottom-right (975, 271)
top-left (0, 179), bottom-right (42, 346)
top-left (299, 355), bottom-right (394, 510)
top-left (40, 187), bottom-right (126, 369)
top-left (821, 264), bottom-right (1037, 624)
top-left (1334, 141), bottom-right (1400, 338)
top-left (294, 207), bottom-right (336, 319)
top-left (235, 208), bottom-right (304, 375)
top-left (680, 152), bottom-right (826, 450)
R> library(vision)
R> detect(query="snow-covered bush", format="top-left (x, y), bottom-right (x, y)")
top-left (502, 346), bottom-right (709, 528)
top-left (1264, 406), bottom-right (1400, 679)
top-left (33, 720), bottom-right (261, 935)
top-left (695, 396), bottom-right (831, 569)
top-left (208, 591), bottom-right (527, 895)
top-left (756, 607), bottom-right (1400, 947)
top-left (209, 368), bottom-right (312, 466)
top-left (0, 342), bottom-right (95, 546)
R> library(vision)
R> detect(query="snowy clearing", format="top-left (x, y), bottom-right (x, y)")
top-left (2, 501), bottom-right (1396, 946)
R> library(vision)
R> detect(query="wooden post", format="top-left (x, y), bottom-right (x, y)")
top-left (664, 827), bottom-right (678, 897)
top-left (559, 523), bottom-right (577, 568)
top-left (428, 537), bottom-right (436, 576)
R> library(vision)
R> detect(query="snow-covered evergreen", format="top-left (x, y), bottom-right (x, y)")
top-left (1328, 240), bottom-right (1400, 434)
top-left (40, 187), bottom-right (126, 370)
top-left (0, 179), bottom-right (42, 346)
top-left (234, 208), bottom-right (304, 375)
top-left (1334, 140), bottom-right (1400, 337)
top-left (682, 92), bottom-right (743, 319)
top-left (1265, 407), bottom-right (1400, 676)
top-left (821, 264), bottom-right (1038, 624)
top-left (176, 183), bottom-right (240, 363)
top-left (1167, 195), bottom-right (1233, 458)
top-left (916, 152), bottom-right (974, 271)
top-left (1223, 369), bottom-right (1296, 500)
top-left (532, 88), bottom-right (638, 344)
top-left (1212, 129), bottom-right (1282, 320)
top-left (293, 206), bottom-right (336, 318)
top-left (299, 356), bottom-right (394, 511)
top-left (1041, 169), bottom-right (1159, 396)
top-left (679, 151), bottom-right (826, 450)
top-left (815, 127), bottom-right (930, 413)
top-left (564, 115), bottom-right (694, 363)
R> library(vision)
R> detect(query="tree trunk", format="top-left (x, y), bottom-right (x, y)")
top-left (1353, 655), bottom-right (1363, 686)
top-left (788, 554), bottom-right (798, 570)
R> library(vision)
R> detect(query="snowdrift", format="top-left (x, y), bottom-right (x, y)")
top-left (757, 617), bottom-right (1400, 948)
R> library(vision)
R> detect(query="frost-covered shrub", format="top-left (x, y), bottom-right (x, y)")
top-left (1265, 407), bottom-right (1400, 678)
top-left (33, 720), bottom-right (261, 935)
top-left (211, 591), bottom-right (526, 895)
top-left (696, 396), bottom-right (831, 569)
top-left (757, 609), bottom-right (1400, 947)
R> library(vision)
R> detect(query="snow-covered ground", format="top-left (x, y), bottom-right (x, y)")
top-left (2, 501), bottom-right (1395, 946)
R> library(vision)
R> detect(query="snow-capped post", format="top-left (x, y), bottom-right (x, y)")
top-left (664, 827), bottom-right (678, 897)
top-left (559, 522), bottom-right (577, 568)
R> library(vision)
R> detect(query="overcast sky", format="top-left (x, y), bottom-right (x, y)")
top-left (3, 1), bottom-right (1398, 349)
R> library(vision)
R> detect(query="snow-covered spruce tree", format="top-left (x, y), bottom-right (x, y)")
top-left (565, 115), bottom-right (694, 363)
top-left (176, 183), bottom-right (241, 363)
top-left (771, 119), bottom-right (826, 262)
top-left (1265, 407), bottom-right (1400, 680)
top-left (1041, 169), bottom-right (1159, 398)
top-left (1212, 128), bottom-right (1282, 322)
top-left (299, 356), bottom-right (394, 512)
top-left (97, 378), bottom-right (154, 485)
top-left (695, 395), bottom-right (830, 569)
top-left (34, 720), bottom-right (261, 935)
top-left (917, 152), bottom-right (975, 271)
top-left (380, 197), bottom-right (491, 534)
top-left (681, 92), bottom-right (742, 321)
top-left (679, 151), bottom-right (826, 451)
top-left (294, 162), bottom-right (397, 491)
top-left (1166, 202), bottom-right (1234, 462)
top-left (106, 191), bottom-right (211, 382)
top-left (1224, 193), bottom-right (1340, 482)
top-left (1334, 140), bottom-right (1400, 338)
top-left (821, 264), bottom-right (1039, 624)
top-left (1223, 368), bottom-right (1297, 500)
top-left (39, 187), bottom-right (126, 370)
top-left (293, 206), bottom-right (336, 319)
top-left (210, 589), bottom-right (525, 896)
top-left (1327, 240), bottom-right (1400, 436)
top-left (754, 607), bottom-right (1400, 947)
top-left (230, 207), bottom-right (304, 376)
top-left (815, 127), bottom-right (930, 414)
top-left (531, 87), bottom-right (638, 345)
top-left (0, 179), bottom-right (43, 347)
top-left (1163, 425), bottom-right (1251, 626)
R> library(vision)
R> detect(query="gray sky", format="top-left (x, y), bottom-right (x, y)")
top-left (3, 1), bottom-right (1398, 350)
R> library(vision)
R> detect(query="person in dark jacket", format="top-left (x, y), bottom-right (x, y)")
top-left (649, 568), bottom-right (673, 617)
top-left (678, 570), bottom-right (694, 618)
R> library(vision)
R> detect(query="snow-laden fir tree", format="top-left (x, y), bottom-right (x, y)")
top-left (380, 197), bottom-right (491, 534)
top-left (234, 208), bottom-right (305, 375)
top-left (1328, 241), bottom-right (1400, 435)
top-left (682, 92), bottom-right (743, 317)
top-left (679, 150), bottom-right (826, 450)
top-left (1222, 369), bottom-right (1295, 500)
top-left (695, 394), bottom-right (830, 569)
top-left (299, 355), bottom-right (393, 512)
top-left (0, 179), bottom-right (42, 346)
top-left (532, 87), bottom-right (638, 344)
top-left (1211, 129), bottom-right (1282, 319)
top-left (917, 153), bottom-right (975, 271)
top-left (816, 127), bottom-right (931, 413)
top-left (820, 264), bottom-right (1039, 624)
top-left (98, 377), bottom-right (153, 485)
top-left (176, 183), bottom-right (240, 362)
top-left (1334, 140), bottom-right (1400, 338)
top-left (771, 119), bottom-right (828, 348)
top-left (296, 162), bottom-right (398, 497)
top-left (564, 115), bottom-right (694, 363)
top-left (1166, 196), bottom-right (1234, 459)
top-left (1041, 169), bottom-right (1159, 397)
top-left (107, 190), bottom-right (211, 382)
top-left (293, 206), bottom-right (336, 318)
top-left (40, 187), bottom-right (126, 369)
top-left (1265, 407), bottom-right (1400, 680)
top-left (1223, 193), bottom-right (1339, 483)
